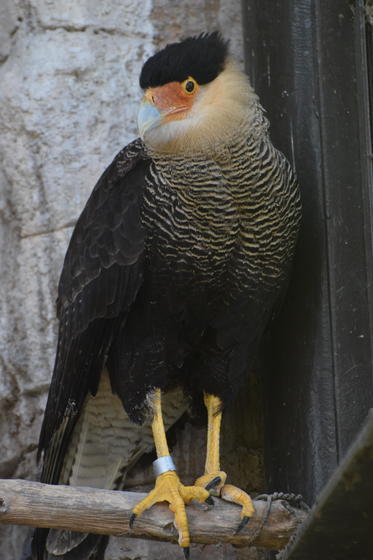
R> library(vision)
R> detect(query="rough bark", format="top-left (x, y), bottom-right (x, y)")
top-left (0, 479), bottom-right (307, 549)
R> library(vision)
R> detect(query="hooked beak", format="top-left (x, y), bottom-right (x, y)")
top-left (138, 83), bottom-right (193, 139)
top-left (137, 101), bottom-right (162, 138)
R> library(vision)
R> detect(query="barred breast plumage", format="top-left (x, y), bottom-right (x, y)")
top-left (110, 106), bottom-right (302, 411)
top-left (141, 107), bottom-right (300, 307)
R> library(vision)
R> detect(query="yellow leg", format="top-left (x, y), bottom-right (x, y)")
top-left (204, 393), bottom-right (222, 473)
top-left (152, 388), bottom-right (170, 457)
top-left (195, 393), bottom-right (255, 529)
top-left (195, 393), bottom-right (227, 492)
top-left (130, 389), bottom-right (209, 556)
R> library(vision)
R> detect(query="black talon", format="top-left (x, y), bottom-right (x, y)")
top-left (205, 476), bottom-right (221, 491)
top-left (205, 496), bottom-right (214, 506)
top-left (129, 513), bottom-right (137, 528)
top-left (183, 546), bottom-right (190, 559)
top-left (235, 515), bottom-right (250, 535)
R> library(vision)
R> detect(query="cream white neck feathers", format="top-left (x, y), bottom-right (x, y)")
top-left (141, 62), bottom-right (260, 157)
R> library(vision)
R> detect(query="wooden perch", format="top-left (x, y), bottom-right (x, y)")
top-left (0, 479), bottom-right (308, 550)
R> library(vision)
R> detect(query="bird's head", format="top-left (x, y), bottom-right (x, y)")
top-left (138, 32), bottom-right (257, 155)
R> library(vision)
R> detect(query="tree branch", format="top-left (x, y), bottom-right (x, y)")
top-left (0, 479), bottom-right (307, 549)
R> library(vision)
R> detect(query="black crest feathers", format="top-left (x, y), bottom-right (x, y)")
top-left (139, 32), bottom-right (229, 89)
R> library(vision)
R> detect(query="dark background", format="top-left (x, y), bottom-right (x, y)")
top-left (242, 0), bottom-right (373, 505)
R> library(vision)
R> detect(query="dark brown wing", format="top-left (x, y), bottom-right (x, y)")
top-left (38, 138), bottom-right (150, 483)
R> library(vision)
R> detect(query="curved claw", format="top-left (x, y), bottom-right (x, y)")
top-left (132, 472), bottom-right (208, 552)
top-left (129, 512), bottom-right (137, 529)
top-left (183, 546), bottom-right (190, 559)
top-left (205, 496), bottom-right (214, 506)
top-left (205, 476), bottom-right (221, 491)
top-left (235, 515), bottom-right (250, 534)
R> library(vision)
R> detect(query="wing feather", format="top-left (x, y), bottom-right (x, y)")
top-left (38, 139), bottom-right (150, 478)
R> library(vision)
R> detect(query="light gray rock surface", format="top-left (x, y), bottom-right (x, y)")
top-left (0, 2), bottom-right (265, 558)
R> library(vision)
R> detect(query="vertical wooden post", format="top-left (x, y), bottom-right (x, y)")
top-left (241, 0), bottom-right (373, 505)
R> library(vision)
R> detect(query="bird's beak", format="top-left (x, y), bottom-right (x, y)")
top-left (137, 101), bottom-right (162, 138)
top-left (138, 84), bottom-right (193, 139)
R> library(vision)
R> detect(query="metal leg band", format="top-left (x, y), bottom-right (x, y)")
top-left (153, 455), bottom-right (176, 476)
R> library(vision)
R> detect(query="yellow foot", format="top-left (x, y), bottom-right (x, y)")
top-left (195, 472), bottom-right (255, 532)
top-left (130, 470), bottom-right (210, 555)
top-left (195, 471), bottom-right (227, 495)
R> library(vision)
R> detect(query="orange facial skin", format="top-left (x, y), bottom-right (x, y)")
top-left (144, 80), bottom-right (199, 123)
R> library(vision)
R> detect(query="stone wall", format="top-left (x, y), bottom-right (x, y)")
top-left (0, 2), bottom-right (265, 559)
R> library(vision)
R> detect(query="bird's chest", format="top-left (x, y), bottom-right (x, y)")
top-left (142, 160), bottom-right (239, 290)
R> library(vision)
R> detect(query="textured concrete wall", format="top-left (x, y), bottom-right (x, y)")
top-left (0, 2), bottom-right (263, 559)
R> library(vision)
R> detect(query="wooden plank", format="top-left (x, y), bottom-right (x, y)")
top-left (241, 0), bottom-right (373, 504)
top-left (242, 0), bottom-right (338, 504)
top-left (280, 409), bottom-right (373, 559)
top-left (315, 0), bottom-right (373, 457)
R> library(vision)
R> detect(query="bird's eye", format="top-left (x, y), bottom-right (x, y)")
top-left (185, 80), bottom-right (195, 93)
top-left (182, 77), bottom-right (198, 95)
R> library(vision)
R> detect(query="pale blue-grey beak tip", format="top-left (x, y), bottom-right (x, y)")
top-left (137, 101), bottom-right (162, 138)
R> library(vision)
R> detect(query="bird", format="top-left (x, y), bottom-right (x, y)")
top-left (31, 31), bottom-right (301, 560)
